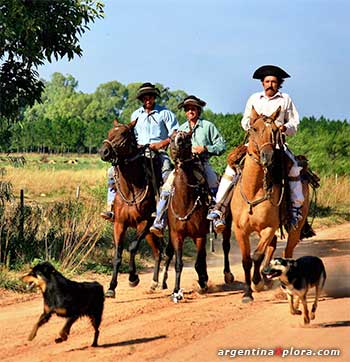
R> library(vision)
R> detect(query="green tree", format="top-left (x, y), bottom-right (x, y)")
top-left (0, 0), bottom-right (104, 119)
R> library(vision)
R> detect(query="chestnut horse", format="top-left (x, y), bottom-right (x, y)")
top-left (99, 120), bottom-right (162, 298)
top-left (161, 131), bottom-right (210, 302)
top-left (231, 106), bottom-right (310, 303)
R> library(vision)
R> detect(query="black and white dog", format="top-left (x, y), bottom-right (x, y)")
top-left (263, 256), bottom-right (326, 324)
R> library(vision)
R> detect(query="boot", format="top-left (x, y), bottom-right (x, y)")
top-left (150, 191), bottom-right (170, 238)
top-left (100, 204), bottom-right (114, 222)
top-left (290, 205), bottom-right (302, 229)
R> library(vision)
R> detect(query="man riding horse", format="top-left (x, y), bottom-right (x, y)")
top-left (100, 82), bottom-right (179, 221)
top-left (208, 65), bottom-right (304, 231)
top-left (150, 95), bottom-right (226, 237)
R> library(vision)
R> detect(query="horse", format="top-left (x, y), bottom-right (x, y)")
top-left (99, 120), bottom-right (163, 298)
top-left (230, 106), bottom-right (310, 303)
top-left (161, 131), bottom-right (210, 302)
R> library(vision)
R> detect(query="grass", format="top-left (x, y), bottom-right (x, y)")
top-left (0, 153), bottom-right (350, 292)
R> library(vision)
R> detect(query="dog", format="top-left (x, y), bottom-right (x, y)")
top-left (21, 262), bottom-right (104, 346)
top-left (263, 256), bottom-right (326, 324)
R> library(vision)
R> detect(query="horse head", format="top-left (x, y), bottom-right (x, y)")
top-left (99, 119), bottom-right (138, 163)
top-left (248, 106), bottom-right (281, 167)
top-left (169, 130), bottom-right (193, 164)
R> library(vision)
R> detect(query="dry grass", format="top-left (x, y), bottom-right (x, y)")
top-left (317, 175), bottom-right (350, 207)
top-left (4, 167), bottom-right (106, 202)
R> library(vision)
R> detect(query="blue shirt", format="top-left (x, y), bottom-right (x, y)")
top-left (131, 104), bottom-right (179, 145)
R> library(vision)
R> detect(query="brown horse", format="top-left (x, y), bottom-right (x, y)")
top-left (161, 131), bottom-right (210, 302)
top-left (99, 120), bottom-right (162, 298)
top-left (231, 106), bottom-right (310, 303)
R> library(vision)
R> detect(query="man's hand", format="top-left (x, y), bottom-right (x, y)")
top-left (192, 145), bottom-right (207, 154)
top-left (149, 138), bottom-right (170, 151)
top-left (279, 125), bottom-right (287, 133)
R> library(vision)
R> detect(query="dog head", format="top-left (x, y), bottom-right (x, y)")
top-left (21, 262), bottom-right (57, 292)
top-left (262, 257), bottom-right (295, 280)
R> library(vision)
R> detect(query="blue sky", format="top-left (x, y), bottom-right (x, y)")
top-left (39, 0), bottom-right (349, 120)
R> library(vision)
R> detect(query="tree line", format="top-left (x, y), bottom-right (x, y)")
top-left (0, 72), bottom-right (349, 176)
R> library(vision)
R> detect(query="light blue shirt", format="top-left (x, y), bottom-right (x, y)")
top-left (131, 104), bottom-right (179, 145)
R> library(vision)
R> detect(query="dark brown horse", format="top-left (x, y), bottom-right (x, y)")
top-left (99, 120), bottom-right (162, 298)
top-left (161, 131), bottom-right (210, 302)
top-left (229, 106), bottom-right (310, 303)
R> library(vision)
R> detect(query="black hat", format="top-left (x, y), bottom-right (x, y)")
top-left (253, 65), bottom-right (290, 80)
top-left (178, 95), bottom-right (206, 110)
top-left (136, 82), bottom-right (160, 100)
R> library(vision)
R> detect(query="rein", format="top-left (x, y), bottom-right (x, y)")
top-left (240, 119), bottom-right (285, 213)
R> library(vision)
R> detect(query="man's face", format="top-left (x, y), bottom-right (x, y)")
top-left (184, 105), bottom-right (200, 123)
top-left (262, 76), bottom-right (280, 97)
top-left (142, 94), bottom-right (156, 110)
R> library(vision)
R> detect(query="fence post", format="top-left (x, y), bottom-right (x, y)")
top-left (19, 189), bottom-right (24, 245)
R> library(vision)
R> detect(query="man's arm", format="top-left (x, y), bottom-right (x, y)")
top-left (282, 96), bottom-right (300, 136)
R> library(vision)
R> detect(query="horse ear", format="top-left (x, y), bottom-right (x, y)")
top-left (249, 106), bottom-right (259, 125)
top-left (129, 118), bottom-right (138, 128)
top-left (113, 118), bottom-right (119, 127)
top-left (270, 106), bottom-right (281, 121)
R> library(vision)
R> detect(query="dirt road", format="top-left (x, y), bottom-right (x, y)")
top-left (1, 223), bottom-right (349, 362)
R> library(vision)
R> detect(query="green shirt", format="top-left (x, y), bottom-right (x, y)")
top-left (179, 119), bottom-right (226, 158)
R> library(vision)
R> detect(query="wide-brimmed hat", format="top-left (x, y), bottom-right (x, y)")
top-left (178, 95), bottom-right (206, 110)
top-left (253, 65), bottom-right (290, 80)
top-left (136, 82), bottom-right (160, 100)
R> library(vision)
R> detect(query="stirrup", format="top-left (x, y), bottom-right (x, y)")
top-left (150, 225), bottom-right (164, 238)
top-left (207, 209), bottom-right (222, 221)
top-left (100, 211), bottom-right (114, 222)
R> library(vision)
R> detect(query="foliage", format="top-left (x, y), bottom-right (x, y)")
top-left (0, 0), bottom-right (104, 119)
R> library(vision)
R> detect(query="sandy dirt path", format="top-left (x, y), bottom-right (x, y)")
top-left (1, 223), bottom-right (349, 362)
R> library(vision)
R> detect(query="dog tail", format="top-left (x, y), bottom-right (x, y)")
top-left (320, 267), bottom-right (327, 291)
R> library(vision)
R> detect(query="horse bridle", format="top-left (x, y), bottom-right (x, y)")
top-left (242, 116), bottom-right (285, 213)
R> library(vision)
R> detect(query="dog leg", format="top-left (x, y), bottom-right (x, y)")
top-left (310, 285), bottom-right (320, 320)
top-left (300, 295), bottom-right (310, 324)
top-left (55, 316), bottom-right (78, 343)
top-left (28, 312), bottom-right (52, 341)
top-left (293, 296), bottom-right (302, 314)
top-left (287, 294), bottom-right (302, 315)
top-left (90, 314), bottom-right (102, 347)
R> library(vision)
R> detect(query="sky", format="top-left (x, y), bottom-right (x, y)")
top-left (38, 0), bottom-right (349, 121)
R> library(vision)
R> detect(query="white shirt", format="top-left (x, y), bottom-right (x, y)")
top-left (241, 91), bottom-right (300, 136)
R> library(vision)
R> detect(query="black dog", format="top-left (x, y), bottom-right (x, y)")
top-left (263, 256), bottom-right (326, 324)
top-left (21, 262), bottom-right (104, 346)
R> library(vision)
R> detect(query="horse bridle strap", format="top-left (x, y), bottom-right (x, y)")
top-left (169, 194), bottom-right (201, 221)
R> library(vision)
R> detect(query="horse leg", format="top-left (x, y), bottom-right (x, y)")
top-left (235, 227), bottom-right (253, 302)
top-left (145, 232), bottom-right (163, 291)
top-left (106, 224), bottom-right (126, 298)
top-left (128, 221), bottom-right (149, 287)
top-left (161, 240), bottom-right (174, 289)
top-left (262, 235), bottom-right (277, 288)
top-left (172, 236), bottom-right (184, 302)
top-left (194, 237), bottom-right (208, 292)
top-left (284, 229), bottom-right (300, 258)
top-left (222, 213), bottom-right (234, 284)
top-left (252, 227), bottom-right (276, 292)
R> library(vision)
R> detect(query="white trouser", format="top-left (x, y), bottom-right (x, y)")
top-left (107, 166), bottom-right (116, 208)
top-left (215, 165), bottom-right (236, 203)
top-left (285, 148), bottom-right (304, 207)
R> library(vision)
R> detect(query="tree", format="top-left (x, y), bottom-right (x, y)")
top-left (0, 0), bottom-right (104, 120)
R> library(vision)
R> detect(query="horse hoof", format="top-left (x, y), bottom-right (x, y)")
top-left (242, 295), bottom-right (254, 303)
top-left (252, 280), bottom-right (264, 292)
top-left (224, 272), bottom-right (234, 284)
top-left (129, 275), bottom-right (140, 287)
top-left (105, 289), bottom-right (116, 298)
top-left (171, 289), bottom-right (184, 303)
top-left (149, 280), bottom-right (159, 291)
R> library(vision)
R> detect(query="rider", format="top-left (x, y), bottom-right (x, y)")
top-left (207, 65), bottom-right (303, 232)
top-left (100, 82), bottom-right (179, 221)
top-left (150, 95), bottom-right (226, 237)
